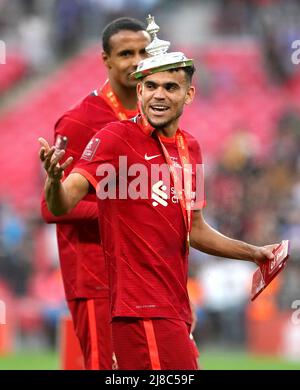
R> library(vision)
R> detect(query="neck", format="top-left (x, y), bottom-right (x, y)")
top-left (156, 122), bottom-right (178, 138)
top-left (109, 78), bottom-right (137, 110)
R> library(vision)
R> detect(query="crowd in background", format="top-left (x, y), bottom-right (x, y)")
top-left (1, 0), bottom-right (300, 81)
top-left (189, 108), bottom-right (300, 347)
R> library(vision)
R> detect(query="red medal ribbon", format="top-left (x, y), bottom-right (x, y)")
top-left (131, 112), bottom-right (193, 251)
top-left (100, 80), bottom-right (137, 120)
top-left (157, 131), bottom-right (192, 252)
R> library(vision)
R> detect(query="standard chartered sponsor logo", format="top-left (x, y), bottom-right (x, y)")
top-left (152, 180), bottom-right (168, 207)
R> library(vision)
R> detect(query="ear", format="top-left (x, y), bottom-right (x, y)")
top-left (102, 51), bottom-right (111, 69)
top-left (185, 85), bottom-right (195, 106)
top-left (136, 82), bottom-right (143, 102)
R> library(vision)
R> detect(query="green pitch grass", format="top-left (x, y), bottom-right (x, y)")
top-left (0, 350), bottom-right (58, 370)
top-left (0, 349), bottom-right (299, 370)
top-left (200, 350), bottom-right (300, 370)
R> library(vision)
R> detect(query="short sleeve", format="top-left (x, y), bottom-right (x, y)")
top-left (72, 123), bottom-right (122, 190)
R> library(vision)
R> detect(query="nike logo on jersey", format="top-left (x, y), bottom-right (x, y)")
top-left (145, 153), bottom-right (161, 161)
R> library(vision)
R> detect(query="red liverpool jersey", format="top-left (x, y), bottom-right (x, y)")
top-left (74, 119), bottom-right (203, 324)
top-left (41, 91), bottom-right (137, 300)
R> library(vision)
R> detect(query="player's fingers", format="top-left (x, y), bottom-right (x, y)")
top-left (262, 243), bottom-right (280, 260)
top-left (60, 156), bottom-right (73, 171)
top-left (50, 149), bottom-right (65, 166)
top-left (47, 151), bottom-right (67, 178)
top-left (48, 160), bottom-right (64, 179)
top-left (44, 147), bottom-right (56, 171)
top-left (38, 137), bottom-right (50, 152)
top-left (268, 243), bottom-right (280, 256)
top-left (264, 249), bottom-right (275, 260)
top-left (254, 246), bottom-right (273, 265)
top-left (39, 147), bottom-right (46, 161)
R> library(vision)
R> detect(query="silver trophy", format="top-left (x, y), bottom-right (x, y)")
top-left (132, 15), bottom-right (193, 79)
top-left (145, 14), bottom-right (170, 56)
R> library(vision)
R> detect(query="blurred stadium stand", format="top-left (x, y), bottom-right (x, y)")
top-left (0, 44), bottom-right (105, 208)
top-left (0, 53), bottom-right (27, 94)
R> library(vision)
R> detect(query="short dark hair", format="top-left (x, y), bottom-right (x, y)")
top-left (169, 65), bottom-right (196, 84)
top-left (102, 17), bottom-right (146, 54)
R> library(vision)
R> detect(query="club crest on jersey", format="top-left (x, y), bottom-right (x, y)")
top-left (82, 138), bottom-right (100, 161)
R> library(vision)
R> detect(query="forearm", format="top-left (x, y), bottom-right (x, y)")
top-left (41, 194), bottom-right (98, 223)
top-left (190, 220), bottom-right (257, 262)
top-left (44, 177), bottom-right (71, 216)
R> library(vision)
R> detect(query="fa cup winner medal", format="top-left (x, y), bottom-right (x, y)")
top-left (158, 133), bottom-right (192, 254)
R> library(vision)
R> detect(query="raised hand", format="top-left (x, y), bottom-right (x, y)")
top-left (38, 137), bottom-right (73, 181)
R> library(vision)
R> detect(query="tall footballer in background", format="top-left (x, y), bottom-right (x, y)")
top-left (40, 18), bottom-right (150, 369)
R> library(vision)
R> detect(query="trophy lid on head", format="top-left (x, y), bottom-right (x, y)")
top-left (131, 15), bottom-right (193, 80)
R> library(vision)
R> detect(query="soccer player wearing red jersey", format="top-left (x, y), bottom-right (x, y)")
top-left (39, 19), bottom-right (279, 369)
top-left (40, 18), bottom-right (150, 370)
